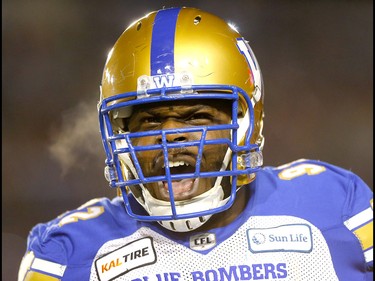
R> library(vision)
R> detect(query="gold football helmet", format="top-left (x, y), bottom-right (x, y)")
top-left (98, 7), bottom-right (264, 232)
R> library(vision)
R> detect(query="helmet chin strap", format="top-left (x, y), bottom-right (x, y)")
top-left (141, 182), bottom-right (229, 232)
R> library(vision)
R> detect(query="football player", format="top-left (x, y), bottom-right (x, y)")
top-left (18, 7), bottom-right (373, 281)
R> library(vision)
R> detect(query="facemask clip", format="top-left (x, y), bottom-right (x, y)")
top-left (238, 150), bottom-right (263, 168)
top-left (104, 165), bottom-right (118, 187)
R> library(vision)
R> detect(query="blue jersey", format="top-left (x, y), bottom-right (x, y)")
top-left (18, 159), bottom-right (373, 281)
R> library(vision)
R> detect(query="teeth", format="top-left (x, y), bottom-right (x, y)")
top-left (162, 161), bottom-right (189, 168)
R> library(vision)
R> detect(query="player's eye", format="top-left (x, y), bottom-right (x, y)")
top-left (142, 116), bottom-right (161, 123)
top-left (187, 113), bottom-right (212, 121)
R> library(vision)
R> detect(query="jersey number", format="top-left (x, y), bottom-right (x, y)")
top-left (278, 163), bottom-right (326, 180)
top-left (58, 206), bottom-right (104, 226)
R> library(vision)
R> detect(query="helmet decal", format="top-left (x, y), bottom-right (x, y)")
top-left (236, 38), bottom-right (262, 103)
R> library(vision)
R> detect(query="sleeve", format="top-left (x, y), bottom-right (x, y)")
top-left (18, 198), bottom-right (109, 281)
top-left (18, 223), bottom-right (69, 281)
top-left (342, 173), bottom-right (373, 276)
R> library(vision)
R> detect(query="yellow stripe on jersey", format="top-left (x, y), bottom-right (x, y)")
top-left (353, 221), bottom-right (373, 251)
top-left (24, 271), bottom-right (60, 281)
top-left (344, 202), bottom-right (374, 263)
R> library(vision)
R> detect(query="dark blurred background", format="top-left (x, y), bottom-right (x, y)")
top-left (2, 0), bottom-right (373, 280)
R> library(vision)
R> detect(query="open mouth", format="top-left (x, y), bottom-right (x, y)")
top-left (157, 159), bottom-right (200, 201)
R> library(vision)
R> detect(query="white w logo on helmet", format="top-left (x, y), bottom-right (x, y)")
top-left (153, 75), bottom-right (175, 88)
top-left (137, 72), bottom-right (194, 96)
